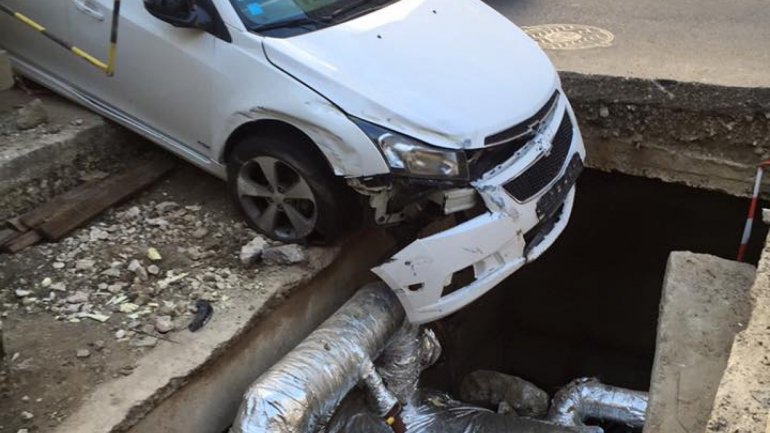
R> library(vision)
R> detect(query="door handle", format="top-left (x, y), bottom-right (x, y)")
top-left (73, 0), bottom-right (105, 21)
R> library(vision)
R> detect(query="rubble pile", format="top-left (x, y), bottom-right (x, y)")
top-left (0, 199), bottom-right (308, 348)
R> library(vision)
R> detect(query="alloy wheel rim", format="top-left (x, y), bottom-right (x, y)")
top-left (237, 156), bottom-right (318, 240)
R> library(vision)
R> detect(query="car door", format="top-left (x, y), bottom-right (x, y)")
top-left (0, 0), bottom-right (74, 80)
top-left (67, 0), bottom-right (216, 155)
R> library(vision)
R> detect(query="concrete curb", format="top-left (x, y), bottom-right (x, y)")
top-left (707, 234), bottom-right (770, 433)
top-left (0, 92), bottom-right (154, 222)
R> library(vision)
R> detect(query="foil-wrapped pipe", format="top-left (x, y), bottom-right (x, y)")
top-left (230, 283), bottom-right (405, 433)
top-left (419, 329), bottom-right (442, 369)
top-left (327, 390), bottom-right (587, 433)
top-left (361, 359), bottom-right (399, 417)
top-left (376, 324), bottom-right (423, 403)
top-left (547, 378), bottom-right (648, 430)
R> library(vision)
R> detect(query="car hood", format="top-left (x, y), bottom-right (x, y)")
top-left (262, 0), bottom-right (559, 150)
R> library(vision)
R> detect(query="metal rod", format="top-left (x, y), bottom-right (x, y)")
top-left (737, 159), bottom-right (770, 262)
top-left (0, 0), bottom-right (120, 75)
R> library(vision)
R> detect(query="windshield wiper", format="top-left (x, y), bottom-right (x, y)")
top-left (320, 0), bottom-right (380, 21)
top-left (251, 16), bottom-right (324, 32)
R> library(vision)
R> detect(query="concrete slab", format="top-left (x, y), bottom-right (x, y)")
top-left (708, 235), bottom-right (770, 433)
top-left (486, 0), bottom-right (770, 88)
top-left (0, 88), bottom-right (149, 220)
top-left (645, 252), bottom-right (756, 433)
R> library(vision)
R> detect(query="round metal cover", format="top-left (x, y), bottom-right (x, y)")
top-left (522, 24), bottom-right (615, 50)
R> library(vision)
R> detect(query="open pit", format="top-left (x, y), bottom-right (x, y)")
top-left (420, 169), bottom-right (768, 433)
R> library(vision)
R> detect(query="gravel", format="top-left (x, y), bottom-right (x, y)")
top-left (0, 196), bottom-right (308, 351)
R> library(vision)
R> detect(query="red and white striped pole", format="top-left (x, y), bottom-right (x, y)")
top-left (737, 160), bottom-right (770, 262)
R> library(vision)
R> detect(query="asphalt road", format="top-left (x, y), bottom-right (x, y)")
top-left (485, 0), bottom-right (770, 88)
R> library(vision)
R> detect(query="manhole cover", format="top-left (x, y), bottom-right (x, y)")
top-left (522, 24), bottom-right (615, 50)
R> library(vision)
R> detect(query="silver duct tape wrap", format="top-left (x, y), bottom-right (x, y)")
top-left (547, 378), bottom-right (649, 429)
top-left (230, 283), bottom-right (405, 433)
top-left (361, 359), bottom-right (399, 417)
top-left (327, 390), bottom-right (585, 433)
top-left (376, 323), bottom-right (423, 402)
top-left (419, 328), bottom-right (442, 369)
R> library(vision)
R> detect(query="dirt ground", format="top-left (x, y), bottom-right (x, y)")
top-left (0, 144), bottom-right (322, 432)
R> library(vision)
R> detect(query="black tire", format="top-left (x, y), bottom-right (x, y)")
top-left (227, 133), bottom-right (360, 245)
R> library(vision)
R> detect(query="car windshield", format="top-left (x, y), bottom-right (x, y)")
top-left (230, 0), bottom-right (395, 34)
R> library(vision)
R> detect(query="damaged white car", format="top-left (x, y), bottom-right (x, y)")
top-left (0, 0), bottom-right (585, 323)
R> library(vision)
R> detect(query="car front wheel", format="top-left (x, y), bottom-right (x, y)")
top-left (227, 133), bottom-right (358, 244)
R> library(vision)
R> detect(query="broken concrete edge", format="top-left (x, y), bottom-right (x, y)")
top-left (52, 245), bottom-right (342, 433)
top-left (0, 119), bottom-right (146, 197)
top-left (561, 72), bottom-right (770, 114)
top-left (645, 252), bottom-right (756, 433)
top-left (560, 72), bottom-right (770, 198)
top-left (707, 233), bottom-right (770, 433)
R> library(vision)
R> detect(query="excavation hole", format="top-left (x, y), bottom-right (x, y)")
top-left (423, 169), bottom-right (768, 431)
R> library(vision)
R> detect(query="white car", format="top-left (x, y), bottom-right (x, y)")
top-left (0, 0), bottom-right (585, 323)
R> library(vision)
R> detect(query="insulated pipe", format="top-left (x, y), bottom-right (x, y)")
top-left (547, 378), bottom-right (648, 430)
top-left (230, 283), bottom-right (405, 433)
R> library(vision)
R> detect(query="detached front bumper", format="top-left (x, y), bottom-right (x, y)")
top-left (373, 96), bottom-right (585, 324)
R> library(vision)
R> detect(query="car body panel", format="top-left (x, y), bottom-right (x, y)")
top-left (263, 0), bottom-right (558, 150)
top-left (211, 30), bottom-right (392, 177)
top-left (67, 0), bottom-right (217, 154)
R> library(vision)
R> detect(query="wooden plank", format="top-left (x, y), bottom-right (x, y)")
top-left (2, 230), bottom-right (42, 253)
top-left (6, 217), bottom-right (27, 232)
top-left (37, 158), bottom-right (175, 240)
top-left (0, 228), bottom-right (20, 246)
top-left (18, 179), bottom-right (101, 228)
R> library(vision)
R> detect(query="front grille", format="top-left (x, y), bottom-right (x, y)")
top-left (485, 91), bottom-right (560, 146)
top-left (467, 91), bottom-right (560, 180)
top-left (503, 113), bottom-right (574, 201)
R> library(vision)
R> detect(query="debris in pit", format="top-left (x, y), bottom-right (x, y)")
top-left (459, 370), bottom-right (549, 417)
top-left (188, 299), bottom-right (213, 332)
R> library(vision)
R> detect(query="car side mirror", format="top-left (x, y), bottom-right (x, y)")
top-left (144, 0), bottom-right (213, 31)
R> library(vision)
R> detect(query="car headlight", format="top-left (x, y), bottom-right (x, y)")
top-left (353, 118), bottom-right (468, 179)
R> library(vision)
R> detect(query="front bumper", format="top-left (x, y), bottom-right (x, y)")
top-left (372, 96), bottom-right (586, 324)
